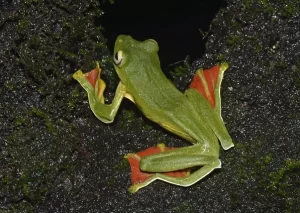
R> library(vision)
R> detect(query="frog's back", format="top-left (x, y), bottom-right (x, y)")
top-left (125, 64), bottom-right (185, 113)
top-left (127, 72), bottom-right (218, 146)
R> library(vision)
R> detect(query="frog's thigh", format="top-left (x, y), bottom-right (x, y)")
top-left (140, 153), bottom-right (219, 172)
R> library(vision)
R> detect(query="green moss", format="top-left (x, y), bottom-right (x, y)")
top-left (280, 1), bottom-right (300, 18)
top-left (17, 18), bottom-right (29, 32)
top-left (266, 159), bottom-right (300, 211)
top-left (233, 142), bottom-right (274, 184)
top-left (113, 158), bottom-right (129, 171)
top-left (4, 80), bottom-right (14, 90)
top-left (172, 201), bottom-right (193, 212)
top-left (56, 48), bottom-right (78, 59)
top-left (14, 116), bottom-right (27, 126)
top-left (169, 65), bottom-right (189, 79)
top-left (121, 109), bottom-right (137, 123)
top-left (295, 78), bottom-right (300, 89)
top-left (107, 177), bottom-right (117, 186)
top-left (268, 159), bottom-right (300, 189)
top-left (25, 0), bottom-right (39, 4)
top-left (7, 202), bottom-right (34, 213)
top-left (253, 43), bottom-right (263, 54)
top-left (1, 0), bottom-right (114, 205)
top-left (264, 153), bottom-right (273, 164)
top-left (242, 0), bottom-right (300, 19)
top-left (30, 107), bottom-right (57, 135)
top-left (217, 54), bottom-right (225, 61)
top-left (144, 123), bottom-right (154, 130)
top-left (259, 0), bottom-right (276, 15)
top-left (230, 140), bottom-right (300, 211)
top-left (231, 20), bottom-right (240, 29)
top-left (168, 59), bottom-right (190, 80)
top-left (226, 35), bottom-right (241, 46)
top-left (96, 41), bottom-right (106, 48)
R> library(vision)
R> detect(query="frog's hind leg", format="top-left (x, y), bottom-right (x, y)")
top-left (129, 158), bottom-right (221, 193)
top-left (186, 88), bottom-right (234, 150)
top-left (128, 144), bottom-right (221, 193)
top-left (187, 63), bottom-right (234, 150)
top-left (125, 144), bottom-right (189, 187)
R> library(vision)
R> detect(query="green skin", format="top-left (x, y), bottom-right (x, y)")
top-left (73, 35), bottom-right (234, 193)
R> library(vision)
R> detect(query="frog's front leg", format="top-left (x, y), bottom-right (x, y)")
top-left (73, 62), bottom-right (127, 123)
top-left (128, 144), bottom-right (221, 193)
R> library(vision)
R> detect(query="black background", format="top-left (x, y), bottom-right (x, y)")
top-left (101, 0), bottom-right (224, 66)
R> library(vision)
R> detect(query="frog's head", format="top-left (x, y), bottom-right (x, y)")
top-left (113, 35), bottom-right (159, 85)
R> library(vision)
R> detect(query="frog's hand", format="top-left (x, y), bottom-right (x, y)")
top-left (189, 62), bottom-right (228, 116)
top-left (73, 62), bottom-right (106, 104)
top-left (125, 144), bottom-right (189, 189)
top-left (73, 62), bottom-right (126, 123)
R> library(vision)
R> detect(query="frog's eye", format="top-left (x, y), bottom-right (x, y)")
top-left (114, 50), bottom-right (123, 66)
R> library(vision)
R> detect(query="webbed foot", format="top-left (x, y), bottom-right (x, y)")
top-left (125, 144), bottom-right (189, 193)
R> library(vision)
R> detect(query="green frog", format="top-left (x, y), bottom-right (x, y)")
top-left (73, 35), bottom-right (234, 193)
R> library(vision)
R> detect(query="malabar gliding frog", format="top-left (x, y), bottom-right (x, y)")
top-left (73, 35), bottom-right (234, 193)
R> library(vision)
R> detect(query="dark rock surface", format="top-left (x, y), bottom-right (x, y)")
top-left (1, 0), bottom-right (300, 212)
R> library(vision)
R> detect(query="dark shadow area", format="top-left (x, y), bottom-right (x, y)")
top-left (101, 0), bottom-right (225, 67)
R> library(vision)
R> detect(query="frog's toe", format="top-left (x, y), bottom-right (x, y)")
top-left (125, 149), bottom-right (156, 185)
top-left (128, 184), bottom-right (141, 194)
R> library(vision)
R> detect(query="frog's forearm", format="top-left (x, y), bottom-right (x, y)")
top-left (73, 68), bottom-right (126, 123)
top-left (90, 82), bottom-right (126, 123)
